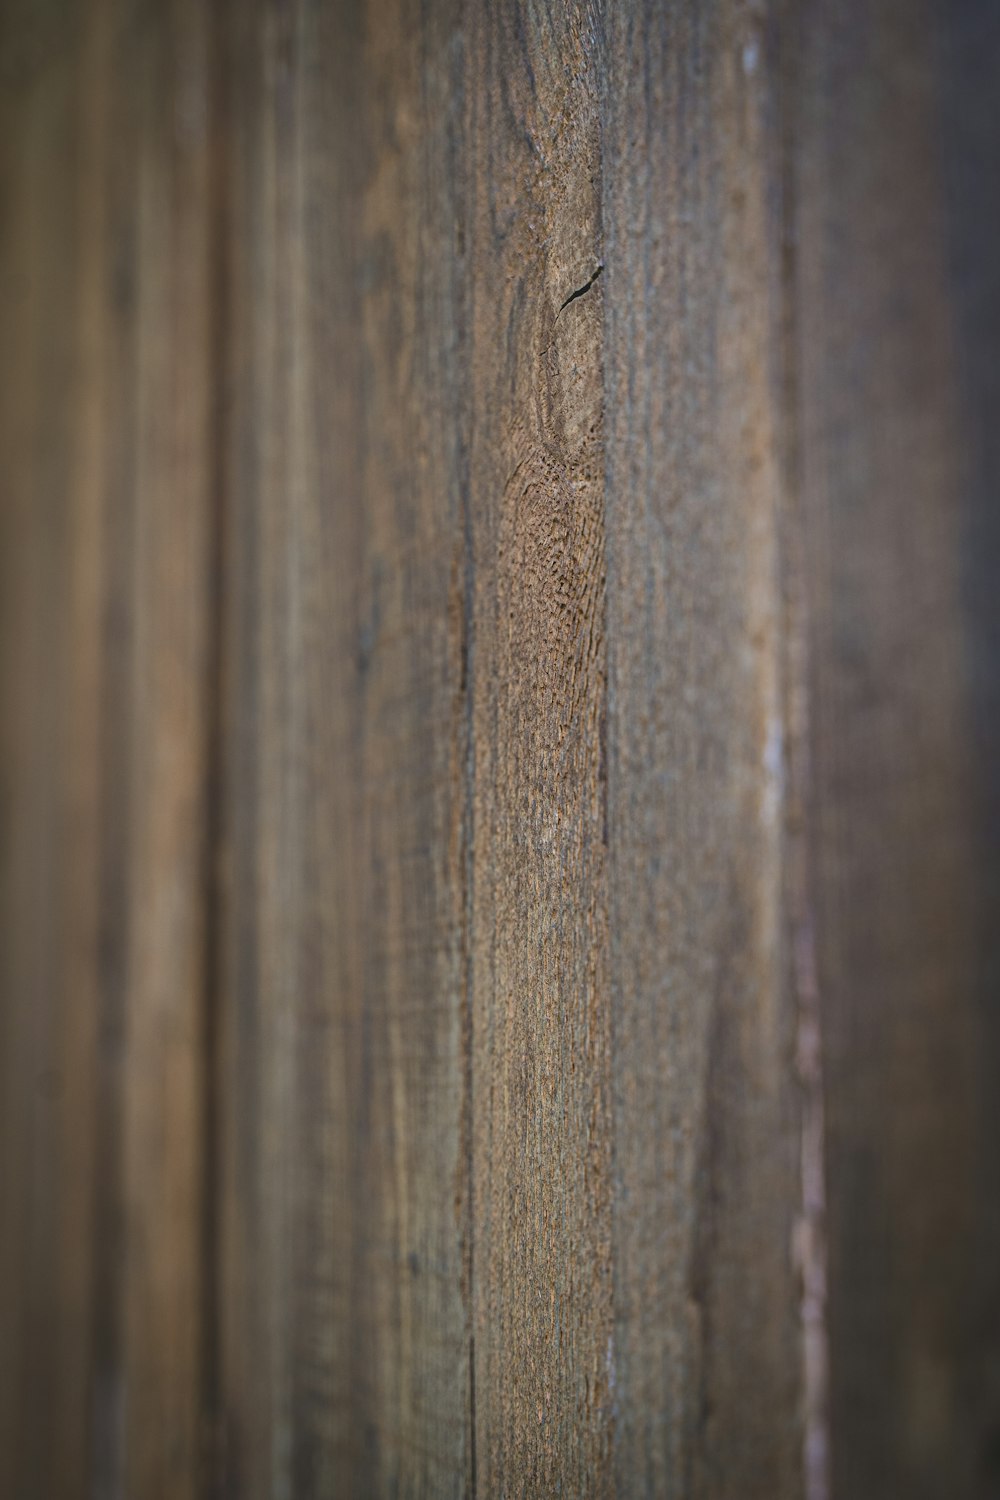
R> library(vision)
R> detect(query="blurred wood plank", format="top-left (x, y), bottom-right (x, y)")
top-left (216, 0), bottom-right (473, 1493)
top-left (791, 2), bottom-right (1000, 1495)
top-left (0, 4), bottom-right (217, 1496)
top-left (0, 14), bottom-right (100, 1497)
top-left (119, 3), bottom-right (216, 1494)
top-left (602, 4), bottom-right (803, 1494)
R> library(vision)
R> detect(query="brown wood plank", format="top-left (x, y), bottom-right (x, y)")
top-left (350, 1), bottom-right (473, 1488)
top-left (214, 5), bottom-right (301, 1490)
top-left (0, 3), bottom-right (217, 1496)
top-left (0, 15), bottom-right (100, 1498)
top-left (465, 4), bottom-right (614, 1492)
top-left (1, 3), bottom-right (999, 1497)
top-left (217, 1), bottom-right (472, 1493)
top-left (602, 3), bottom-right (804, 1495)
top-left (119, 3), bottom-right (216, 1494)
top-left (791, 2), bottom-right (1000, 1495)
top-left (87, 8), bottom-right (146, 1493)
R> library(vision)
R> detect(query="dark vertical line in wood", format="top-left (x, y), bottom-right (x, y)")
top-left (215, 5), bottom-right (265, 1491)
top-left (457, 43), bottom-right (478, 1469)
top-left (462, 442), bottom-right (477, 1500)
top-left (467, 1334), bottom-right (477, 1500)
top-left (199, 2), bottom-right (231, 1493)
top-left (90, 458), bottom-right (133, 1500)
top-left (89, 30), bottom-right (138, 1489)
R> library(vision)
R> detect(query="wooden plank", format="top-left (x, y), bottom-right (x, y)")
top-left (0, 14), bottom-right (100, 1497)
top-left (792, 2), bottom-right (1000, 1495)
top-left (1, 3), bottom-right (217, 1496)
top-left (602, 3), bottom-right (804, 1495)
top-left (465, 4), bottom-right (614, 1492)
top-left (217, 1), bottom-right (472, 1493)
top-left (119, 3), bottom-right (215, 1494)
top-left (349, 0), bottom-right (473, 1488)
top-left (216, 4), bottom-right (320, 1488)
top-left (87, 7), bottom-right (145, 1493)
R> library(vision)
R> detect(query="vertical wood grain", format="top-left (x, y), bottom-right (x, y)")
top-left (2, 3), bottom-right (999, 1498)
top-left (0, 3), bottom-right (217, 1497)
top-left (351, 0), bottom-right (472, 1488)
top-left (120, 4), bottom-right (215, 1494)
top-left (791, 2), bottom-right (1000, 1494)
top-left (218, 0), bottom-right (472, 1493)
top-left (602, 3), bottom-right (802, 1494)
top-left (216, 5), bottom-right (302, 1489)
top-left (467, 5), bottom-right (613, 1493)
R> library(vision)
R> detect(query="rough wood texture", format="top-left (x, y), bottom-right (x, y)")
top-left (1, 2), bottom-right (998, 1498)
top-left (467, 7), bottom-right (613, 1493)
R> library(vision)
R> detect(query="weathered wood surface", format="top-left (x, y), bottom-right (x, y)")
top-left (604, 6), bottom-right (802, 1494)
top-left (792, 3), bottom-right (1000, 1495)
top-left (1, 2), bottom-right (997, 1498)
top-left (1, 5), bottom-right (217, 1497)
